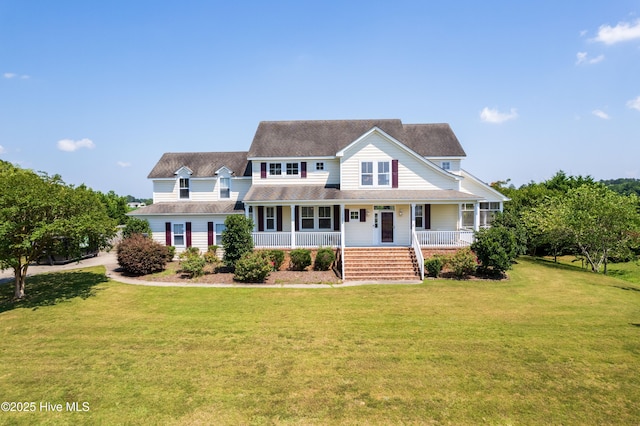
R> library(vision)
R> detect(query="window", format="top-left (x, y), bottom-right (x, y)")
top-left (361, 161), bottom-right (391, 187)
top-left (266, 207), bottom-right (276, 231)
top-left (219, 177), bottom-right (230, 199)
top-left (173, 223), bottom-right (185, 246)
top-left (269, 163), bottom-right (282, 176)
top-left (215, 223), bottom-right (225, 245)
top-left (316, 162), bottom-right (324, 171)
top-left (318, 206), bottom-right (331, 229)
top-left (361, 162), bottom-right (373, 186)
top-left (378, 161), bottom-right (390, 186)
top-left (286, 162), bottom-right (299, 175)
top-left (461, 203), bottom-right (475, 229)
top-left (415, 205), bottom-right (423, 228)
top-left (301, 206), bottom-right (314, 229)
top-left (350, 210), bottom-right (360, 221)
top-left (479, 202), bottom-right (500, 227)
top-left (441, 161), bottom-right (451, 171)
top-left (179, 178), bottom-right (189, 199)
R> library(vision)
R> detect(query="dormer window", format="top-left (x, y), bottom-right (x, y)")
top-left (220, 177), bottom-right (230, 199)
top-left (286, 162), bottom-right (299, 175)
top-left (269, 163), bottom-right (282, 176)
top-left (441, 161), bottom-right (451, 171)
top-left (179, 178), bottom-right (190, 199)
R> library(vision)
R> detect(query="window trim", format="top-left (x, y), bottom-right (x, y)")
top-left (173, 222), bottom-right (186, 247)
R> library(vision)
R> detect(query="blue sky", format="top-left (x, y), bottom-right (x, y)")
top-left (1, 1), bottom-right (639, 197)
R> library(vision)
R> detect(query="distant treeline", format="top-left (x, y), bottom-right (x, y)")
top-left (601, 178), bottom-right (640, 197)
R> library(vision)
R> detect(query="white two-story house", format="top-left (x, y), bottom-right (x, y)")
top-left (130, 119), bottom-right (508, 279)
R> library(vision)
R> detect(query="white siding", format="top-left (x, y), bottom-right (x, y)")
top-left (430, 204), bottom-right (458, 231)
top-left (251, 159), bottom-right (340, 186)
top-left (460, 170), bottom-right (506, 202)
top-left (340, 132), bottom-right (459, 191)
top-left (153, 177), bottom-right (251, 203)
top-left (344, 205), bottom-right (373, 246)
top-left (153, 180), bottom-right (178, 203)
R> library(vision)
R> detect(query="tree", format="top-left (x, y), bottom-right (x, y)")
top-left (559, 184), bottom-right (640, 274)
top-left (471, 225), bottom-right (518, 275)
top-left (221, 215), bottom-right (254, 269)
top-left (122, 217), bottom-right (152, 239)
top-left (0, 162), bottom-right (117, 299)
top-left (97, 190), bottom-right (129, 225)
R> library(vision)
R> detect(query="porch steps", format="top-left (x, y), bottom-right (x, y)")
top-left (342, 247), bottom-right (421, 282)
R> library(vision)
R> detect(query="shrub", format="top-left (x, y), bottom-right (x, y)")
top-left (289, 248), bottom-right (312, 271)
top-left (424, 256), bottom-right (444, 278)
top-left (268, 250), bottom-right (285, 270)
top-left (449, 247), bottom-right (477, 279)
top-left (117, 234), bottom-right (168, 275)
top-left (471, 226), bottom-right (518, 275)
top-left (166, 246), bottom-right (176, 262)
top-left (314, 247), bottom-right (336, 271)
top-left (179, 250), bottom-right (206, 278)
top-left (122, 217), bottom-right (152, 239)
top-left (234, 251), bottom-right (272, 283)
top-left (222, 215), bottom-right (254, 269)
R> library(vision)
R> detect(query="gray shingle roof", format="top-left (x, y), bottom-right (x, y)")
top-left (128, 201), bottom-right (245, 215)
top-left (147, 152), bottom-right (250, 179)
top-left (243, 185), bottom-right (478, 203)
top-left (247, 120), bottom-right (466, 158)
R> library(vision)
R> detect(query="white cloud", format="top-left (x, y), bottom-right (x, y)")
top-left (0, 145), bottom-right (5, 154)
top-left (117, 161), bottom-right (132, 168)
top-left (592, 109), bottom-right (610, 120)
top-left (576, 51), bottom-right (604, 65)
top-left (57, 138), bottom-right (96, 152)
top-left (627, 95), bottom-right (640, 111)
top-left (480, 107), bottom-right (518, 124)
top-left (3, 72), bottom-right (29, 79)
top-left (593, 19), bottom-right (640, 45)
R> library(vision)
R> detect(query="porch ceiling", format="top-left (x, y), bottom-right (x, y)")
top-left (244, 185), bottom-right (479, 203)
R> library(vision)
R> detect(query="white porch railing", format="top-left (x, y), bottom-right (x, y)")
top-left (252, 231), bottom-right (341, 249)
top-left (415, 230), bottom-right (474, 248)
top-left (411, 230), bottom-right (424, 280)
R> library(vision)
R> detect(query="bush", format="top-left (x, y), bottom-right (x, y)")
top-left (449, 247), bottom-right (477, 279)
top-left (122, 217), bottom-right (152, 239)
top-left (424, 256), bottom-right (444, 278)
top-left (117, 234), bottom-right (168, 275)
top-left (268, 250), bottom-right (285, 270)
top-left (314, 247), bottom-right (336, 271)
top-left (289, 248), bottom-right (312, 271)
top-left (166, 246), bottom-right (176, 262)
top-left (471, 226), bottom-right (518, 274)
top-left (179, 249), bottom-right (206, 278)
top-left (234, 251), bottom-right (272, 283)
top-left (222, 215), bottom-right (254, 269)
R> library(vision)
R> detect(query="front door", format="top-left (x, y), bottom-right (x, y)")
top-left (381, 211), bottom-right (394, 243)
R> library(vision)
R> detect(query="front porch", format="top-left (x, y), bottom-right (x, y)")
top-left (252, 230), bottom-right (474, 249)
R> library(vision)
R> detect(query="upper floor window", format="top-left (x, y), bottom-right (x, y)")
top-left (179, 178), bottom-right (190, 199)
top-left (361, 161), bottom-right (391, 187)
top-left (219, 177), bottom-right (230, 199)
top-left (316, 162), bottom-right (324, 171)
top-left (269, 163), bottom-right (282, 176)
top-left (286, 162), bottom-right (299, 175)
top-left (441, 161), bottom-right (451, 171)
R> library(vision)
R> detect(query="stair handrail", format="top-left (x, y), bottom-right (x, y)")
top-left (411, 229), bottom-right (424, 280)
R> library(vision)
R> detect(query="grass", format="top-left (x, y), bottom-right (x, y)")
top-left (1, 259), bottom-right (639, 425)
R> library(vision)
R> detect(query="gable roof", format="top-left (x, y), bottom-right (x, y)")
top-left (147, 152), bottom-right (250, 179)
top-left (247, 120), bottom-right (466, 158)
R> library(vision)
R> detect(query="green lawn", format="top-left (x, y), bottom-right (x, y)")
top-left (1, 258), bottom-right (639, 425)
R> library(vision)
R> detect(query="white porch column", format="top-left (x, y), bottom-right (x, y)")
top-left (474, 202), bottom-right (480, 232)
top-left (458, 203), bottom-right (463, 230)
top-left (411, 203), bottom-right (416, 232)
top-left (290, 204), bottom-right (296, 249)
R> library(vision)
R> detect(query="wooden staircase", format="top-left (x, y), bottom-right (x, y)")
top-left (342, 247), bottom-right (421, 282)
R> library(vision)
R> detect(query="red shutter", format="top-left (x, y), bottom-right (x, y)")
top-left (333, 205), bottom-right (340, 231)
top-left (425, 204), bottom-right (431, 230)
top-left (344, 208), bottom-right (350, 223)
top-left (277, 206), bottom-right (283, 232)
top-left (258, 206), bottom-right (264, 232)
top-left (165, 222), bottom-right (172, 246)
top-left (301, 162), bottom-right (307, 178)
top-left (260, 162), bottom-right (267, 179)
top-left (392, 159), bottom-right (399, 188)
top-left (360, 208), bottom-right (366, 222)
top-left (207, 222), bottom-right (214, 246)
top-left (186, 222), bottom-right (192, 247)
top-left (295, 206), bottom-right (300, 231)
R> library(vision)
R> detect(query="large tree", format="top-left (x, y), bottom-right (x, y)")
top-left (0, 161), bottom-right (117, 299)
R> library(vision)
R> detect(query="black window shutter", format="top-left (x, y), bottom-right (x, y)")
top-left (186, 222), bottom-right (192, 247)
top-left (165, 222), bottom-right (172, 246)
top-left (277, 206), bottom-right (283, 232)
top-left (333, 205), bottom-right (340, 231)
top-left (260, 162), bottom-right (267, 179)
top-left (392, 159), bottom-right (399, 188)
top-left (425, 204), bottom-right (431, 230)
top-left (295, 206), bottom-right (300, 231)
top-left (207, 222), bottom-right (214, 246)
top-left (301, 162), bottom-right (307, 178)
top-left (360, 208), bottom-right (366, 222)
top-left (258, 206), bottom-right (264, 232)
top-left (344, 208), bottom-right (350, 223)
